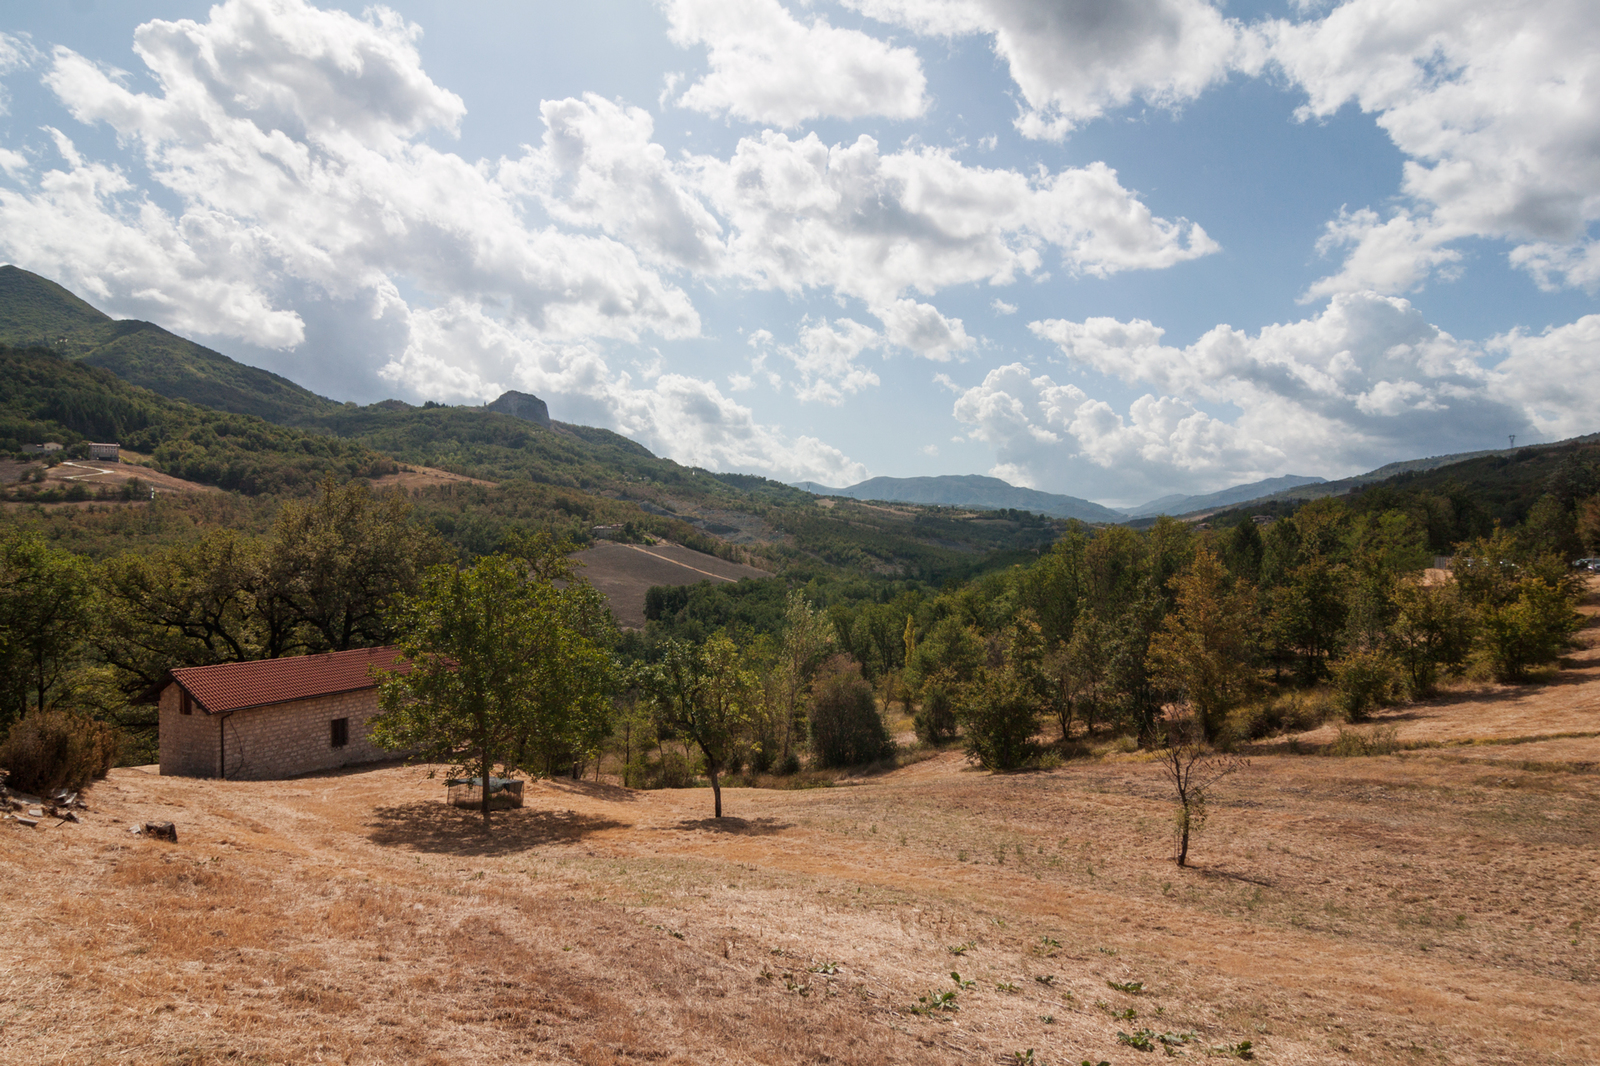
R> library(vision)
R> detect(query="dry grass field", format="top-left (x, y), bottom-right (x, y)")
top-left (574, 542), bottom-right (770, 628)
top-left (1, 451), bottom-right (219, 500)
top-left (5, 598), bottom-right (1599, 1065)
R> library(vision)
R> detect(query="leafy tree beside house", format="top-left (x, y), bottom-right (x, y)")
top-left (372, 547), bottom-right (617, 823)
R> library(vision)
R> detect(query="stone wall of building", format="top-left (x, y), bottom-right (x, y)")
top-left (158, 683), bottom-right (220, 778)
top-left (223, 689), bottom-right (388, 780)
top-left (159, 685), bottom-right (392, 780)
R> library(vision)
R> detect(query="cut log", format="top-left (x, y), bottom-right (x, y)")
top-left (143, 821), bottom-right (177, 842)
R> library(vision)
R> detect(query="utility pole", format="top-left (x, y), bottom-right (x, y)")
top-left (1508, 434), bottom-right (1516, 448)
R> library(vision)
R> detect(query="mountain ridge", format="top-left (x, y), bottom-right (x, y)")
top-left (0, 265), bottom-right (339, 425)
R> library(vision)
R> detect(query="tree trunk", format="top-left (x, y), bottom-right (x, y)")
top-left (481, 747), bottom-right (492, 825)
top-left (1176, 804), bottom-right (1190, 867)
top-left (709, 766), bottom-right (722, 819)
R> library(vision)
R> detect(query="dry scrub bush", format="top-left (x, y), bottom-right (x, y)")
top-left (1222, 690), bottom-right (1333, 744)
top-left (1332, 648), bottom-right (1400, 721)
top-left (0, 708), bottom-right (119, 794)
top-left (1327, 725), bottom-right (1400, 757)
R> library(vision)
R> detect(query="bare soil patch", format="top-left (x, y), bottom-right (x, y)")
top-left (575, 541), bottom-right (770, 628)
top-left (369, 465), bottom-right (496, 491)
top-left (1, 451), bottom-right (218, 508)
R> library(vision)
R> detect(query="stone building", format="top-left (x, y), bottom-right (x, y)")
top-left (159, 646), bottom-right (409, 780)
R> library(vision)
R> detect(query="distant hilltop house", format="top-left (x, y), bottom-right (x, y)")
top-left (23, 441), bottom-right (62, 454)
top-left (159, 646), bottom-right (409, 780)
top-left (88, 442), bottom-right (120, 461)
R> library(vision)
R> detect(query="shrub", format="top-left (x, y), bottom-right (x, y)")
top-left (1327, 725), bottom-right (1400, 757)
top-left (1228, 690), bottom-right (1334, 742)
top-left (1332, 649), bottom-right (1398, 721)
top-left (809, 657), bottom-right (893, 769)
top-left (1478, 579), bottom-right (1583, 682)
top-left (0, 709), bottom-right (121, 795)
top-left (957, 670), bottom-right (1039, 771)
top-left (913, 684), bottom-right (957, 746)
top-left (630, 747), bottom-right (696, 789)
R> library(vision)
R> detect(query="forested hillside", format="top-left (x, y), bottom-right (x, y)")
top-left (0, 266), bottom-right (337, 424)
top-left (0, 346), bottom-right (385, 495)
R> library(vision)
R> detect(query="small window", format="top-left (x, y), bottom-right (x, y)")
top-left (179, 690), bottom-right (192, 716)
top-left (331, 717), bottom-right (349, 748)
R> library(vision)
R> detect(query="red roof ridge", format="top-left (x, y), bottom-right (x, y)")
top-left (169, 646), bottom-right (410, 715)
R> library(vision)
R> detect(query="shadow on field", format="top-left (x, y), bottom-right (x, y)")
top-left (366, 801), bottom-right (625, 856)
top-left (540, 778), bottom-right (643, 803)
top-left (669, 815), bottom-right (792, 835)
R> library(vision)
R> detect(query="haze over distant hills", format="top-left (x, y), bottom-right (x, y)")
top-left (1122, 475), bottom-right (1329, 518)
top-left (792, 475), bottom-right (1125, 523)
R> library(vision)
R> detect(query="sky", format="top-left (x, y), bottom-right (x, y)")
top-left (0, 0), bottom-right (1597, 508)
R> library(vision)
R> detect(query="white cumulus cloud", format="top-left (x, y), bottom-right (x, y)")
top-left (692, 131), bottom-right (1215, 352)
top-left (946, 291), bottom-right (1554, 501)
top-left (849, 0), bottom-right (1260, 139)
top-left (663, 0), bottom-right (928, 126)
top-left (1268, 0), bottom-right (1600, 294)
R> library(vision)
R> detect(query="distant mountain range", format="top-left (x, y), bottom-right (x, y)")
top-left (792, 473), bottom-right (1335, 520)
top-left (792, 475), bottom-right (1125, 523)
top-left (1122, 475), bottom-right (1329, 517)
top-left (3, 262), bottom-right (1561, 538)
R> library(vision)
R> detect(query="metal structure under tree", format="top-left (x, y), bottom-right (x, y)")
top-left (446, 776), bottom-right (524, 810)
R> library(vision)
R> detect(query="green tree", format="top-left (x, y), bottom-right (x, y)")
top-left (271, 477), bottom-right (452, 652)
top-left (95, 531), bottom-right (271, 699)
top-left (0, 533), bottom-right (92, 723)
top-left (1146, 549), bottom-right (1257, 742)
top-left (1386, 579), bottom-right (1475, 696)
top-left (773, 590), bottom-right (835, 768)
top-left (1269, 559), bottom-right (1347, 683)
top-left (1478, 578), bottom-right (1583, 682)
top-left (957, 668), bottom-right (1039, 771)
top-left (372, 552), bottom-right (615, 823)
top-left (647, 634), bottom-right (758, 818)
top-left (808, 654), bottom-right (892, 768)
top-left (1022, 531), bottom-right (1088, 645)
top-left (957, 622), bottom-right (1046, 771)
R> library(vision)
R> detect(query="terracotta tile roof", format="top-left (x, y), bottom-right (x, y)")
top-left (169, 646), bottom-right (410, 715)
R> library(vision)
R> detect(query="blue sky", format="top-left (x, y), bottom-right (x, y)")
top-left (1, 0), bottom-right (1597, 506)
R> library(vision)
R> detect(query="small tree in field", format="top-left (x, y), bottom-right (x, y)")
top-left (646, 635), bottom-right (757, 819)
top-left (1155, 717), bottom-right (1246, 868)
top-left (372, 550), bottom-right (615, 824)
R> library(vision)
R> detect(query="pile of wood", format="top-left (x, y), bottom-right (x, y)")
top-left (3, 785), bottom-right (87, 829)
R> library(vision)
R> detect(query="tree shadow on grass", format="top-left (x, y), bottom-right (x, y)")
top-left (366, 801), bottom-right (626, 857)
top-left (539, 778), bottom-right (643, 803)
top-left (668, 815), bottom-right (792, 835)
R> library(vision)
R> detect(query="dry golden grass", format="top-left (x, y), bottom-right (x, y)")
top-left (368, 465), bottom-right (496, 492)
top-left (5, 590), bottom-right (1599, 1064)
